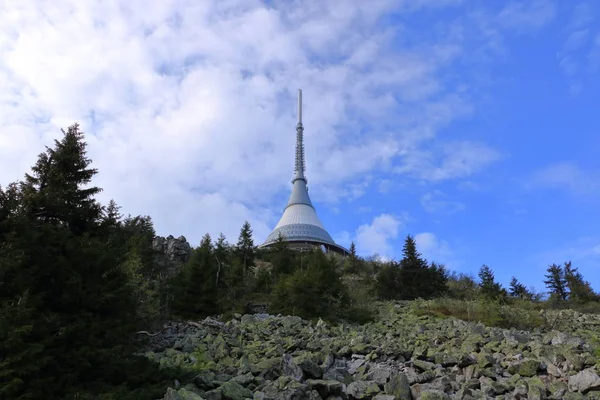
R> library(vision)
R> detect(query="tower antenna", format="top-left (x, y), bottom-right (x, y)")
top-left (298, 88), bottom-right (302, 124)
top-left (294, 89), bottom-right (306, 182)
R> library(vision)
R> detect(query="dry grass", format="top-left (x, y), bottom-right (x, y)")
top-left (412, 297), bottom-right (546, 330)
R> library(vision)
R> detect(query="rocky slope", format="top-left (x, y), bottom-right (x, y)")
top-left (148, 302), bottom-right (600, 399)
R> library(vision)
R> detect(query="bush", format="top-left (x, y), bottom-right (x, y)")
top-left (412, 298), bottom-right (546, 330)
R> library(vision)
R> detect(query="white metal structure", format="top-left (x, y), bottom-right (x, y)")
top-left (259, 89), bottom-right (348, 255)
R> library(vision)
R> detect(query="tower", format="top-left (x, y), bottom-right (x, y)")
top-left (259, 89), bottom-right (348, 255)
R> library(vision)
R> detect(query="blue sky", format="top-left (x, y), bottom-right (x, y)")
top-left (0, 0), bottom-right (598, 293)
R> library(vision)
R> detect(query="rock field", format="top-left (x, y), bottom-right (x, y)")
top-left (147, 302), bottom-right (600, 399)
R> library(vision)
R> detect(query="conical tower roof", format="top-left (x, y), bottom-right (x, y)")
top-left (260, 90), bottom-right (347, 254)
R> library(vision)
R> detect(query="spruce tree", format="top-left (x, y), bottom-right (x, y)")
top-left (0, 124), bottom-right (145, 398)
top-left (509, 276), bottom-right (530, 299)
top-left (397, 235), bottom-right (428, 299)
top-left (173, 234), bottom-right (218, 318)
top-left (349, 241), bottom-right (357, 258)
top-left (21, 123), bottom-right (103, 234)
top-left (397, 235), bottom-right (446, 299)
top-left (272, 249), bottom-right (349, 320)
top-left (544, 263), bottom-right (568, 301)
top-left (236, 221), bottom-right (255, 275)
top-left (346, 241), bottom-right (361, 274)
top-left (214, 233), bottom-right (230, 290)
top-left (563, 262), bottom-right (596, 302)
top-left (270, 232), bottom-right (295, 276)
top-left (478, 265), bottom-right (504, 299)
top-left (375, 261), bottom-right (403, 300)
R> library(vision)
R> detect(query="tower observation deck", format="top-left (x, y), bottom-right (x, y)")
top-left (259, 89), bottom-right (348, 255)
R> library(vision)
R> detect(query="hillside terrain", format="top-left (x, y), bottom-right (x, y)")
top-left (151, 302), bottom-right (600, 400)
top-left (2, 125), bottom-right (600, 400)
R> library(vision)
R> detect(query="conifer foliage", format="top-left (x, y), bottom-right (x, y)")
top-left (0, 124), bottom-right (173, 399)
top-left (375, 235), bottom-right (448, 300)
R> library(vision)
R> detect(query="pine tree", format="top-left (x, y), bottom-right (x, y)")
top-left (478, 265), bottom-right (504, 299)
top-left (349, 242), bottom-right (357, 258)
top-left (346, 241), bottom-right (362, 274)
top-left (271, 232), bottom-right (295, 276)
top-left (428, 262), bottom-right (449, 296)
top-left (21, 123), bottom-right (102, 234)
top-left (172, 234), bottom-right (219, 318)
top-left (103, 199), bottom-right (123, 227)
top-left (396, 235), bottom-right (446, 299)
top-left (0, 125), bottom-right (153, 398)
top-left (508, 276), bottom-right (530, 299)
top-left (214, 233), bottom-right (230, 290)
top-left (544, 263), bottom-right (568, 301)
top-left (272, 249), bottom-right (349, 320)
top-left (375, 261), bottom-right (403, 300)
top-left (563, 261), bottom-right (596, 302)
top-left (236, 221), bottom-right (255, 276)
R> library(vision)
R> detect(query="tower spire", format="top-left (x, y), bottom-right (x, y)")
top-left (293, 89), bottom-right (306, 183)
top-left (258, 88), bottom-right (349, 256)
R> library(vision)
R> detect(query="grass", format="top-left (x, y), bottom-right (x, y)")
top-left (412, 297), bottom-right (546, 330)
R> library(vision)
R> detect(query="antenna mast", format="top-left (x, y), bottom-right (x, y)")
top-left (293, 89), bottom-right (306, 183)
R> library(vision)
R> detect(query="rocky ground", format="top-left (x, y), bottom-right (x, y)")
top-left (147, 302), bottom-right (600, 400)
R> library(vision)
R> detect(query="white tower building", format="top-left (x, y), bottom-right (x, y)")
top-left (259, 90), bottom-right (348, 255)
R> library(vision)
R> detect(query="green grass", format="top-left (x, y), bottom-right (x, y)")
top-left (412, 297), bottom-right (546, 330)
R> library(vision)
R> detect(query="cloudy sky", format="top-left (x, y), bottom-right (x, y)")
top-left (1, 0), bottom-right (599, 292)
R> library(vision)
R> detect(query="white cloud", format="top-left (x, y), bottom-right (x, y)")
top-left (496, 0), bottom-right (557, 33)
top-left (0, 0), bottom-right (515, 246)
top-left (414, 232), bottom-right (455, 265)
top-left (421, 190), bottom-right (465, 214)
top-left (354, 214), bottom-right (403, 259)
top-left (528, 162), bottom-right (599, 196)
top-left (396, 140), bottom-right (501, 182)
top-left (556, 2), bottom-right (599, 94)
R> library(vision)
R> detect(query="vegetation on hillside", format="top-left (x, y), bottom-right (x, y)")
top-left (1, 124), bottom-right (599, 399)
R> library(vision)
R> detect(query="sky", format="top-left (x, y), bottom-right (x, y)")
top-left (0, 0), bottom-right (599, 293)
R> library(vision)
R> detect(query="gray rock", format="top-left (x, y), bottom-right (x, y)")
top-left (420, 390), bottom-right (449, 400)
top-left (568, 368), bottom-right (600, 393)
top-left (281, 354), bottom-right (304, 381)
top-left (346, 380), bottom-right (381, 399)
top-left (153, 235), bottom-right (192, 276)
top-left (220, 381), bottom-right (253, 400)
top-left (384, 373), bottom-right (411, 400)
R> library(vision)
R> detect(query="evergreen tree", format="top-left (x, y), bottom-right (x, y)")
top-left (397, 235), bottom-right (429, 299)
top-left (0, 125), bottom-right (150, 398)
top-left (20, 123), bottom-right (103, 234)
top-left (270, 232), bottom-right (295, 276)
top-left (103, 199), bottom-right (123, 227)
top-left (478, 265), bottom-right (504, 299)
top-left (375, 261), bottom-right (403, 300)
top-left (214, 233), bottom-right (230, 290)
top-left (236, 221), bottom-right (255, 276)
top-left (395, 235), bottom-right (446, 299)
top-left (272, 250), bottom-right (349, 320)
top-left (544, 263), bottom-right (568, 301)
top-left (508, 276), bottom-right (530, 299)
top-left (428, 262), bottom-right (449, 296)
top-left (563, 261), bottom-right (596, 302)
top-left (346, 241), bottom-right (361, 274)
top-left (349, 241), bottom-right (357, 258)
top-left (172, 234), bottom-right (218, 318)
